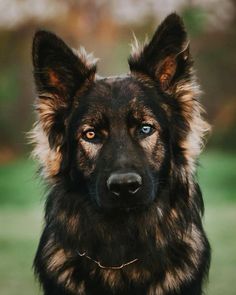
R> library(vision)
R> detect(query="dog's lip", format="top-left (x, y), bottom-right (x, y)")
top-left (98, 201), bottom-right (151, 214)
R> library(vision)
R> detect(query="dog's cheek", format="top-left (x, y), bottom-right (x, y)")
top-left (140, 132), bottom-right (165, 170)
top-left (77, 140), bottom-right (102, 177)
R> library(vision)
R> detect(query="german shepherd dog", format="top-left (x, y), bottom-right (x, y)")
top-left (31, 13), bottom-right (210, 295)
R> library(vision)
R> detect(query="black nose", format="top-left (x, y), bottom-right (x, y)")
top-left (107, 172), bottom-right (142, 196)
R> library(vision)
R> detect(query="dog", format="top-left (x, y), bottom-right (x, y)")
top-left (31, 13), bottom-right (210, 295)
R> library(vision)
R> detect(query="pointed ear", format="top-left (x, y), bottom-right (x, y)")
top-left (32, 31), bottom-right (96, 147)
top-left (33, 30), bottom-right (96, 97)
top-left (128, 13), bottom-right (191, 92)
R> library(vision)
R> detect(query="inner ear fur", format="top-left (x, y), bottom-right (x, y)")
top-left (128, 13), bottom-right (192, 92)
top-left (156, 44), bottom-right (190, 91)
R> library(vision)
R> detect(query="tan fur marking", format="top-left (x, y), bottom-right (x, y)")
top-left (149, 223), bottom-right (204, 294)
top-left (47, 248), bottom-right (68, 272)
top-left (175, 80), bottom-right (210, 175)
top-left (42, 235), bottom-right (56, 257)
top-left (99, 266), bottom-right (151, 289)
top-left (67, 215), bottom-right (80, 234)
top-left (170, 208), bottom-right (178, 219)
top-left (148, 267), bottom-right (193, 295)
top-left (57, 211), bottom-right (80, 236)
top-left (163, 270), bottom-right (180, 291)
top-left (154, 224), bottom-right (166, 247)
top-left (77, 281), bottom-right (86, 295)
top-left (36, 96), bottom-right (67, 135)
top-left (141, 131), bottom-right (157, 154)
top-left (148, 284), bottom-right (164, 295)
top-left (130, 71), bottom-right (156, 88)
top-left (127, 267), bottom-right (151, 283)
top-left (58, 270), bottom-right (86, 295)
top-left (162, 267), bottom-right (193, 292)
top-left (42, 239), bottom-right (83, 294)
top-left (100, 269), bottom-right (123, 289)
top-left (58, 267), bottom-right (74, 284)
top-left (48, 70), bottom-right (65, 91)
top-left (160, 103), bottom-right (172, 118)
top-left (42, 236), bottom-right (71, 274)
top-left (141, 131), bottom-right (165, 169)
top-left (140, 131), bottom-right (157, 150)
top-left (31, 96), bottom-right (66, 178)
top-left (58, 268), bottom-right (87, 295)
top-left (79, 139), bottom-right (102, 160)
top-left (184, 224), bottom-right (204, 265)
top-left (29, 123), bottom-right (62, 179)
top-left (157, 57), bottom-right (177, 90)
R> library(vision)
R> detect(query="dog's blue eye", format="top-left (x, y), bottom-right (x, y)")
top-left (140, 125), bottom-right (153, 135)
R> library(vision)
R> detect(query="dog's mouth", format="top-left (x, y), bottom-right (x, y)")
top-left (93, 189), bottom-right (155, 214)
top-left (88, 188), bottom-right (146, 213)
top-left (96, 200), bottom-right (152, 216)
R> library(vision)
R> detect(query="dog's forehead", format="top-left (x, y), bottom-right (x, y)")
top-left (91, 75), bottom-right (144, 104)
top-left (77, 75), bottom-right (159, 123)
top-left (79, 75), bottom-right (153, 119)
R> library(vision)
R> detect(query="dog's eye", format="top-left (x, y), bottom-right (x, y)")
top-left (83, 129), bottom-right (96, 141)
top-left (139, 124), bottom-right (154, 136)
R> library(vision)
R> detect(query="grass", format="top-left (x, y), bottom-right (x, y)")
top-left (0, 151), bottom-right (235, 295)
top-left (0, 209), bottom-right (42, 295)
top-left (0, 158), bottom-right (43, 207)
top-left (199, 152), bottom-right (236, 204)
top-left (205, 206), bottom-right (236, 295)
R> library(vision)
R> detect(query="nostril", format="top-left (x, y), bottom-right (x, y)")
top-left (107, 172), bottom-right (142, 196)
top-left (108, 182), bottom-right (121, 196)
top-left (127, 181), bottom-right (141, 195)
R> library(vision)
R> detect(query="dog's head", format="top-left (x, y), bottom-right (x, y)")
top-left (31, 13), bottom-right (209, 212)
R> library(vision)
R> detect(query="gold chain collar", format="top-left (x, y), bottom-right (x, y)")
top-left (77, 250), bottom-right (138, 270)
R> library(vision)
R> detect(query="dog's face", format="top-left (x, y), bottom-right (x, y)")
top-left (72, 77), bottom-right (168, 210)
top-left (31, 14), bottom-right (208, 212)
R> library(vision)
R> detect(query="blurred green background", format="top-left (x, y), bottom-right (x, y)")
top-left (0, 1), bottom-right (235, 294)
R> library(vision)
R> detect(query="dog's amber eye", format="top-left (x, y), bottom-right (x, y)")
top-left (84, 129), bottom-right (96, 140)
top-left (140, 124), bottom-right (153, 136)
